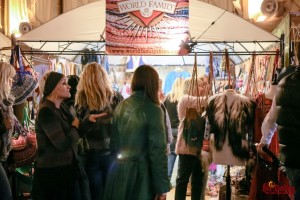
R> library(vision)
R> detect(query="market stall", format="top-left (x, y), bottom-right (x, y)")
top-left (6, 1), bottom-right (290, 199)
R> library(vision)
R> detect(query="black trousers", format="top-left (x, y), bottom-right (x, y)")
top-left (175, 154), bottom-right (208, 200)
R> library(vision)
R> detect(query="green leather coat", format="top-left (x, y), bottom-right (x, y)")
top-left (104, 91), bottom-right (171, 200)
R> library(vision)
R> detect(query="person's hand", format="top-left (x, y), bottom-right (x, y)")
top-left (72, 117), bottom-right (80, 129)
top-left (256, 142), bottom-right (268, 155)
top-left (88, 113), bottom-right (108, 123)
top-left (153, 193), bottom-right (167, 200)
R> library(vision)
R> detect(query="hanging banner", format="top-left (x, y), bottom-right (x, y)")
top-left (106, 0), bottom-right (190, 55)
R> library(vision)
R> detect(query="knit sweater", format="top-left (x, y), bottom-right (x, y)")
top-left (175, 95), bottom-right (207, 156)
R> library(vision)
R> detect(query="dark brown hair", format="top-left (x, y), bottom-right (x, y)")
top-left (131, 65), bottom-right (160, 105)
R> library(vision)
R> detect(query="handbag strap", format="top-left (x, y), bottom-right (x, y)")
top-left (209, 51), bottom-right (215, 95)
top-left (187, 53), bottom-right (201, 108)
top-left (225, 49), bottom-right (231, 88)
top-left (10, 45), bottom-right (24, 72)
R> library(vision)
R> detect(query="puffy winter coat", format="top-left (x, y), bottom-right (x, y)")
top-left (276, 67), bottom-right (300, 168)
top-left (103, 90), bottom-right (171, 200)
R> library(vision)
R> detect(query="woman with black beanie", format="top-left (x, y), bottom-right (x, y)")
top-left (32, 71), bottom-right (105, 200)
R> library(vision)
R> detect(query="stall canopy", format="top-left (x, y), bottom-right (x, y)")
top-left (0, 33), bottom-right (11, 59)
top-left (16, 0), bottom-right (280, 64)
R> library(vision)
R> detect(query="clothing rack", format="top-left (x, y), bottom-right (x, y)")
top-left (15, 38), bottom-right (283, 65)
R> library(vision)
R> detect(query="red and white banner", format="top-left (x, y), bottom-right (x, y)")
top-left (106, 0), bottom-right (190, 55)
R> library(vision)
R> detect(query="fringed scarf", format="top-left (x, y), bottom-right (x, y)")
top-left (0, 95), bottom-right (15, 130)
top-left (207, 93), bottom-right (256, 160)
top-left (0, 95), bottom-right (15, 161)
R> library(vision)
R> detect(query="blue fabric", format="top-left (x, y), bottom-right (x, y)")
top-left (163, 71), bottom-right (190, 94)
top-left (127, 56), bottom-right (134, 70)
top-left (139, 56), bottom-right (145, 66)
top-left (102, 56), bottom-right (110, 73)
top-left (167, 152), bottom-right (177, 178)
top-left (85, 151), bottom-right (113, 200)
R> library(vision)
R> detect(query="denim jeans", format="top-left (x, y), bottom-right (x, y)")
top-left (285, 167), bottom-right (300, 200)
top-left (0, 162), bottom-right (12, 200)
top-left (85, 150), bottom-right (113, 200)
top-left (175, 154), bottom-right (208, 200)
top-left (168, 152), bottom-right (177, 178)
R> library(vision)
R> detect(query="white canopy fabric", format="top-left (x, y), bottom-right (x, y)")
top-left (0, 33), bottom-right (11, 48)
top-left (16, 0), bottom-right (280, 63)
top-left (0, 33), bottom-right (11, 60)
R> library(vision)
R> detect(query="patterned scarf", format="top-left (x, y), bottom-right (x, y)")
top-left (0, 95), bottom-right (15, 130)
top-left (0, 95), bottom-right (15, 161)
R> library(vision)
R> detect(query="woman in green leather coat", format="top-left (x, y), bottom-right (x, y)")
top-left (104, 65), bottom-right (171, 200)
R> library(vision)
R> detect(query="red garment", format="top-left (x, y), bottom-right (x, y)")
top-left (254, 93), bottom-right (279, 159)
top-left (249, 93), bottom-right (290, 200)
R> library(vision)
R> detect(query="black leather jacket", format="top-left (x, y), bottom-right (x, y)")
top-left (276, 67), bottom-right (300, 168)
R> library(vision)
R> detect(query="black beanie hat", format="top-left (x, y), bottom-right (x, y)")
top-left (43, 72), bottom-right (64, 96)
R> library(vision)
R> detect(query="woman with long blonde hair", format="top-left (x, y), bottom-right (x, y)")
top-left (175, 76), bottom-right (210, 200)
top-left (75, 62), bottom-right (123, 200)
top-left (76, 62), bottom-right (115, 112)
top-left (163, 77), bottom-right (185, 179)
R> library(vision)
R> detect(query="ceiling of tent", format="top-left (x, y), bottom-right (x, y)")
top-left (0, 33), bottom-right (12, 61)
top-left (16, 0), bottom-right (280, 64)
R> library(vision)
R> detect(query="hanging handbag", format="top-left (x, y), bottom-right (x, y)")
top-left (11, 107), bottom-right (37, 168)
top-left (11, 120), bottom-right (27, 151)
top-left (182, 54), bottom-right (207, 148)
top-left (183, 107), bottom-right (206, 147)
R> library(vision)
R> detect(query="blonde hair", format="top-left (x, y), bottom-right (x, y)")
top-left (0, 62), bottom-right (16, 101)
top-left (75, 62), bottom-right (113, 111)
top-left (183, 76), bottom-right (209, 97)
top-left (168, 77), bottom-right (185, 103)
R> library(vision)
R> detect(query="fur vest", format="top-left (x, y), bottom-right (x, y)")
top-left (207, 90), bottom-right (256, 162)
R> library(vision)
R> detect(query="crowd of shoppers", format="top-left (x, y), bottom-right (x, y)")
top-left (1, 59), bottom-right (299, 200)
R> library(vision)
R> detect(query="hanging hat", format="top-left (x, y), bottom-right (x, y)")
top-left (11, 74), bottom-right (38, 105)
top-left (43, 71), bottom-right (64, 97)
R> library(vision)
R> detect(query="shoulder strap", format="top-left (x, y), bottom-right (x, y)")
top-left (187, 53), bottom-right (201, 107)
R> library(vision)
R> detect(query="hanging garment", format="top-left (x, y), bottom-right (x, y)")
top-left (206, 89), bottom-right (256, 165)
top-left (248, 93), bottom-right (292, 200)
